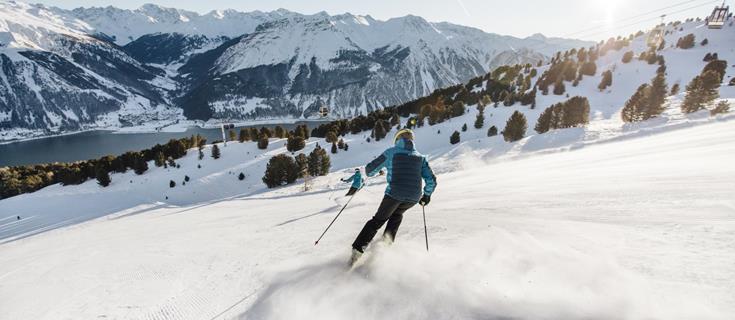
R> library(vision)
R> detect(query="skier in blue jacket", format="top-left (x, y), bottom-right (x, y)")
top-left (341, 168), bottom-right (363, 196)
top-left (350, 129), bottom-right (436, 264)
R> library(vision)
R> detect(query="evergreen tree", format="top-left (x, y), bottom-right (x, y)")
top-left (262, 154), bottom-right (299, 188)
top-left (598, 70), bottom-right (613, 91)
top-left (211, 144), bottom-right (221, 159)
top-left (451, 101), bottom-right (466, 117)
top-left (294, 153), bottom-right (309, 178)
top-left (671, 83), bottom-right (680, 95)
top-left (502, 111), bottom-right (528, 142)
top-left (325, 131), bottom-right (338, 143)
top-left (184, 175), bottom-right (190, 182)
top-left (198, 148), bottom-right (204, 160)
top-left (331, 142), bottom-right (338, 154)
top-left (390, 114), bottom-right (400, 127)
top-left (154, 151), bottom-right (165, 167)
top-left (474, 110), bottom-right (485, 129)
top-left (274, 126), bottom-right (286, 138)
top-left (553, 78), bottom-right (566, 95)
top-left (700, 38), bottom-right (708, 46)
top-left (238, 172), bottom-right (245, 180)
top-left (95, 163), bottom-right (111, 187)
top-left (676, 34), bottom-right (695, 49)
top-left (710, 100), bottom-right (730, 116)
top-left (373, 121), bottom-right (387, 141)
top-left (257, 136), bottom-right (269, 150)
top-left (169, 180), bottom-right (176, 188)
top-left (681, 70), bottom-right (721, 113)
top-left (228, 130), bottom-right (236, 142)
top-left (337, 138), bottom-right (345, 149)
top-left (461, 123), bottom-right (468, 132)
top-left (239, 128), bottom-right (250, 142)
top-left (622, 51), bottom-right (634, 63)
top-left (133, 154), bottom-right (148, 175)
top-left (344, 144), bottom-right (349, 151)
top-left (621, 73), bottom-right (669, 122)
top-left (259, 127), bottom-right (272, 139)
top-left (487, 125), bottom-right (498, 137)
top-left (286, 135), bottom-right (305, 152)
top-left (450, 131), bottom-right (460, 145)
top-left (702, 60), bottom-right (727, 82)
top-left (308, 146), bottom-right (331, 176)
top-left (249, 127), bottom-right (260, 140)
top-left (579, 61), bottom-right (597, 76)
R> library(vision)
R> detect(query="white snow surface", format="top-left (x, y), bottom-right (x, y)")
top-left (1, 105), bottom-right (734, 319)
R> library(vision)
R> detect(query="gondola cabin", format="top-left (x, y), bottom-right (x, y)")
top-left (707, 3), bottom-right (730, 29)
top-left (318, 106), bottom-right (330, 118)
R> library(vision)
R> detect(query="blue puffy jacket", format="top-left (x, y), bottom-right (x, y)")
top-left (343, 171), bottom-right (363, 189)
top-left (365, 138), bottom-right (437, 203)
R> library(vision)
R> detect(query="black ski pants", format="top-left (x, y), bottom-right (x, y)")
top-left (352, 194), bottom-right (416, 252)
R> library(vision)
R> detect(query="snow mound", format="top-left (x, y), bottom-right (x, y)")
top-left (242, 230), bottom-right (715, 320)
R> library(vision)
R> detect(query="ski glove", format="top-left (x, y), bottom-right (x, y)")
top-left (419, 194), bottom-right (431, 206)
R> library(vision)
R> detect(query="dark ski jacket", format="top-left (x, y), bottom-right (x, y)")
top-left (365, 138), bottom-right (436, 203)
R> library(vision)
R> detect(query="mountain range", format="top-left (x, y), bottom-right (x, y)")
top-left (0, 1), bottom-right (590, 139)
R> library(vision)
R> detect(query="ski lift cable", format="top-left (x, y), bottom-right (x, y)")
top-left (559, 0), bottom-right (701, 39)
top-left (572, 0), bottom-right (720, 40)
top-left (526, 0), bottom-right (720, 53)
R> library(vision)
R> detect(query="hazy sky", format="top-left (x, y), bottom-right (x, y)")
top-left (31, 0), bottom-right (721, 40)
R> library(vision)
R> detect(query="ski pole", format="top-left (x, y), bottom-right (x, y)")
top-left (314, 194), bottom-right (357, 246)
top-left (422, 205), bottom-right (429, 251)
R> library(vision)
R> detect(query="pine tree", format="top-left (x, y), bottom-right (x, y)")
top-left (211, 144), bottom-right (221, 159)
top-left (331, 142), bottom-right (338, 154)
top-left (184, 175), bottom-right (190, 182)
top-left (702, 60), bottom-right (727, 82)
top-left (308, 146), bottom-right (331, 176)
top-left (198, 148), bottom-right (204, 160)
top-left (249, 127), bottom-right (260, 140)
top-left (228, 130), bottom-right (236, 142)
top-left (373, 121), bottom-right (387, 141)
top-left (553, 78), bottom-right (566, 95)
top-left (262, 154), bottom-right (299, 188)
top-left (487, 125), bottom-right (498, 137)
top-left (681, 70), bottom-right (721, 113)
top-left (274, 126), bottom-right (286, 138)
top-left (450, 131), bottom-right (460, 145)
top-left (700, 38), bottom-right (708, 46)
top-left (286, 135), bottom-right (305, 152)
top-left (344, 144), bottom-right (349, 151)
top-left (670, 83), bottom-right (680, 95)
top-left (95, 163), bottom-right (111, 187)
top-left (337, 138), bottom-right (345, 149)
top-left (259, 127), bottom-right (272, 139)
top-left (622, 51), bottom-right (634, 63)
top-left (451, 101), bottom-right (466, 117)
top-left (710, 100), bottom-right (730, 116)
top-left (239, 128), bottom-right (250, 142)
top-left (169, 180), bottom-right (176, 188)
top-left (461, 123), bottom-right (468, 132)
top-left (133, 154), bottom-right (148, 175)
top-left (598, 70), bottom-right (613, 91)
top-left (474, 110), bottom-right (485, 129)
top-left (238, 172), bottom-right (245, 181)
top-left (676, 34), bottom-right (695, 49)
top-left (325, 131), bottom-right (338, 143)
top-left (154, 151), bottom-right (165, 167)
top-left (257, 136), bottom-right (269, 150)
top-left (294, 153), bottom-right (308, 178)
top-left (621, 73), bottom-right (669, 122)
top-left (502, 111), bottom-right (527, 142)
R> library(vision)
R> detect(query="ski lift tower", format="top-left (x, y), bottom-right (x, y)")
top-left (707, 1), bottom-right (730, 29)
top-left (647, 15), bottom-right (666, 48)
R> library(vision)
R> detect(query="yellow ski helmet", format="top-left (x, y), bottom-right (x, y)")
top-left (394, 129), bottom-right (414, 144)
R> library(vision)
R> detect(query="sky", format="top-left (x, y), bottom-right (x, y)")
top-left (31, 0), bottom-right (722, 40)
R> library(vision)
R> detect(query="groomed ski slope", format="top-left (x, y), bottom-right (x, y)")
top-left (0, 116), bottom-right (733, 319)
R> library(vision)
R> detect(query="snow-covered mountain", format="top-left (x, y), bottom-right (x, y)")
top-left (0, 1), bottom-right (590, 140)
